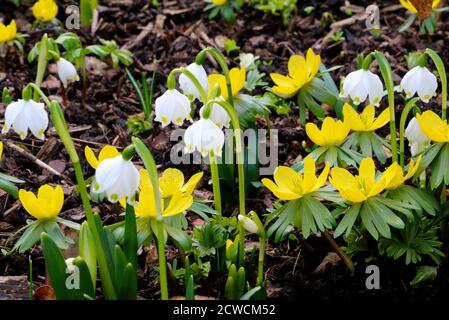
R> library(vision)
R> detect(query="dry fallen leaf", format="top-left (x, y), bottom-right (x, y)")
top-left (410, 0), bottom-right (434, 21)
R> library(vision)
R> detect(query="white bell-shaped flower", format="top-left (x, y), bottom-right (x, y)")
top-left (200, 103), bottom-right (230, 129)
top-left (238, 214), bottom-right (259, 234)
top-left (400, 66), bottom-right (437, 103)
top-left (239, 53), bottom-right (258, 69)
top-left (178, 63), bottom-right (209, 100)
top-left (155, 89), bottom-right (191, 128)
top-left (2, 99), bottom-right (48, 140)
top-left (341, 69), bottom-right (384, 106)
top-left (405, 117), bottom-right (430, 156)
top-left (94, 155), bottom-right (140, 204)
top-left (57, 58), bottom-right (79, 88)
top-left (184, 118), bottom-right (224, 157)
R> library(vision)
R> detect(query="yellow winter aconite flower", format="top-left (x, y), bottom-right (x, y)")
top-left (400, 0), bottom-right (440, 14)
top-left (0, 141), bottom-right (3, 159)
top-left (32, 0), bottom-right (59, 23)
top-left (416, 110), bottom-right (449, 143)
top-left (306, 117), bottom-right (350, 147)
top-left (159, 168), bottom-right (204, 198)
top-left (261, 157), bottom-right (330, 201)
top-left (330, 157), bottom-right (394, 203)
top-left (208, 67), bottom-right (246, 99)
top-left (128, 168), bottom-right (202, 219)
top-left (84, 145), bottom-right (120, 169)
top-left (383, 156), bottom-right (422, 190)
top-left (19, 184), bottom-right (64, 220)
top-left (343, 104), bottom-right (390, 132)
top-left (0, 20), bottom-right (17, 43)
top-left (270, 48), bottom-right (321, 98)
top-left (212, 0), bottom-right (227, 5)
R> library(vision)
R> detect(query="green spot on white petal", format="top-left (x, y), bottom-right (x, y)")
top-left (162, 117), bottom-right (168, 123)
top-left (373, 97), bottom-right (379, 103)
top-left (19, 131), bottom-right (25, 139)
top-left (94, 182), bottom-right (100, 191)
top-left (176, 117), bottom-right (182, 123)
top-left (38, 129), bottom-right (44, 137)
top-left (111, 194), bottom-right (118, 201)
top-left (353, 97), bottom-right (360, 103)
top-left (424, 95), bottom-right (430, 100)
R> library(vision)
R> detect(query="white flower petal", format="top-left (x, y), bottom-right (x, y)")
top-left (178, 63), bottom-right (209, 100)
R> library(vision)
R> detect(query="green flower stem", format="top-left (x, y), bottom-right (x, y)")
top-left (156, 220), bottom-right (169, 299)
top-left (211, 99), bottom-right (246, 268)
top-left (197, 47), bottom-right (234, 107)
top-left (399, 98), bottom-right (420, 168)
top-left (212, 99), bottom-right (245, 215)
top-left (132, 137), bottom-right (169, 300)
top-left (257, 235), bottom-right (266, 286)
top-left (209, 152), bottom-right (222, 215)
top-left (34, 34), bottom-right (48, 102)
top-left (426, 48), bottom-right (447, 120)
top-left (323, 230), bottom-right (355, 274)
top-left (374, 51), bottom-right (398, 163)
top-left (167, 68), bottom-right (208, 103)
top-left (49, 101), bottom-right (117, 299)
top-left (26, 83), bottom-right (51, 106)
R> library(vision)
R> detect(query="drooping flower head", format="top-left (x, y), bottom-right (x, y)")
top-left (2, 99), bottom-right (49, 140)
top-left (343, 104), bottom-right (389, 132)
top-left (383, 156), bottom-right (422, 190)
top-left (57, 58), bottom-right (80, 88)
top-left (179, 62), bottom-right (209, 100)
top-left (405, 117), bottom-right (430, 156)
top-left (305, 117), bottom-right (350, 147)
top-left (154, 89), bottom-right (192, 128)
top-left (208, 67), bottom-right (246, 100)
top-left (32, 0), bottom-right (59, 22)
top-left (270, 49), bottom-right (321, 98)
top-left (94, 153), bottom-right (140, 204)
top-left (184, 117), bottom-right (225, 157)
top-left (341, 69), bottom-right (384, 106)
top-left (19, 184), bottom-right (64, 220)
top-left (199, 103), bottom-right (230, 128)
top-left (262, 157), bottom-right (330, 201)
top-left (400, 66), bottom-right (437, 103)
top-left (416, 110), bottom-right (449, 143)
top-left (0, 20), bottom-right (17, 44)
top-left (330, 157), bottom-right (393, 203)
top-left (85, 145), bottom-right (120, 169)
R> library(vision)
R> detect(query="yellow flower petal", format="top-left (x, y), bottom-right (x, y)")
top-left (163, 192), bottom-right (193, 217)
top-left (302, 157), bottom-right (317, 194)
top-left (84, 146), bottom-right (99, 169)
top-left (288, 55), bottom-right (306, 81)
top-left (0, 141), bottom-right (3, 159)
top-left (400, 0), bottom-right (417, 13)
top-left (343, 103), bottom-right (365, 131)
top-left (316, 162), bottom-right (330, 189)
top-left (0, 20), bottom-right (17, 43)
top-left (329, 167), bottom-right (358, 190)
top-left (358, 157), bottom-right (376, 188)
top-left (416, 111), bottom-right (449, 143)
top-left (306, 122), bottom-right (327, 146)
top-left (229, 67), bottom-right (246, 97)
top-left (159, 168), bottom-right (185, 198)
top-left (32, 0), bottom-right (59, 23)
top-left (370, 108), bottom-right (390, 131)
top-left (98, 145), bottom-right (120, 162)
top-left (270, 73), bottom-right (297, 88)
top-left (261, 178), bottom-right (299, 200)
top-left (208, 73), bottom-right (228, 99)
top-left (19, 185), bottom-right (63, 220)
top-left (181, 171), bottom-right (203, 195)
